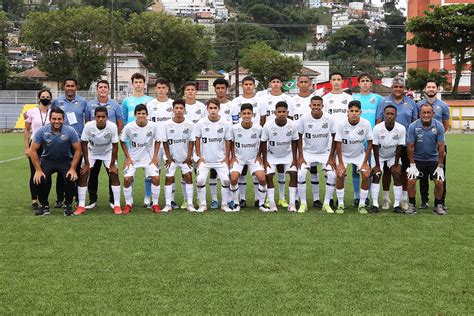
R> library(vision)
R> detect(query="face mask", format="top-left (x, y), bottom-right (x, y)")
top-left (40, 98), bottom-right (51, 106)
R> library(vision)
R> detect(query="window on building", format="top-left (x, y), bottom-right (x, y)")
top-left (196, 80), bottom-right (209, 91)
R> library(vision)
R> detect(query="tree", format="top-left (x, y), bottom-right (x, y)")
top-left (5, 77), bottom-right (44, 90)
top-left (325, 25), bottom-right (368, 56)
top-left (22, 6), bottom-right (126, 90)
top-left (126, 12), bottom-right (213, 96)
top-left (0, 10), bottom-right (10, 89)
top-left (407, 4), bottom-right (474, 94)
top-left (241, 42), bottom-right (302, 89)
top-left (407, 68), bottom-right (448, 92)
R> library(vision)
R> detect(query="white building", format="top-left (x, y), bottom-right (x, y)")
top-left (332, 11), bottom-right (351, 31)
top-left (307, 0), bottom-right (322, 8)
top-left (303, 60), bottom-right (330, 83)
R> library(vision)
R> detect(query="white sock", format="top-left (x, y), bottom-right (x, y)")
top-left (209, 177), bottom-right (218, 201)
top-left (371, 183), bottom-right (380, 207)
top-left (78, 186), bottom-right (87, 207)
top-left (239, 175), bottom-right (246, 201)
top-left (394, 186), bottom-right (403, 207)
top-left (383, 190), bottom-right (390, 200)
top-left (151, 184), bottom-right (160, 205)
top-left (324, 171), bottom-right (336, 205)
top-left (289, 186), bottom-right (297, 206)
top-left (181, 180), bottom-right (187, 202)
top-left (360, 189), bottom-right (369, 206)
top-left (230, 183), bottom-right (239, 203)
top-left (402, 190), bottom-right (408, 201)
top-left (311, 173), bottom-right (320, 201)
top-left (221, 185), bottom-right (230, 205)
top-left (165, 184), bottom-right (172, 206)
top-left (278, 173), bottom-right (286, 200)
top-left (123, 186), bottom-right (133, 205)
top-left (143, 195), bottom-right (150, 205)
top-left (257, 184), bottom-right (267, 206)
top-left (185, 183), bottom-right (194, 206)
top-left (336, 188), bottom-right (345, 207)
top-left (297, 181), bottom-right (307, 204)
top-left (111, 185), bottom-right (121, 207)
top-left (253, 176), bottom-right (259, 203)
top-left (198, 185), bottom-right (206, 207)
top-left (268, 187), bottom-right (275, 205)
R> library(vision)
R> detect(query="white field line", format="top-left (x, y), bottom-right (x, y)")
top-left (0, 156), bottom-right (24, 164)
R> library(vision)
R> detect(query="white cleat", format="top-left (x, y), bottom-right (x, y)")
top-left (400, 199), bottom-right (408, 211)
top-left (109, 203), bottom-right (114, 210)
top-left (234, 205), bottom-right (241, 212)
top-left (85, 202), bottom-right (97, 210)
top-left (187, 205), bottom-right (197, 212)
top-left (221, 205), bottom-right (233, 212)
top-left (196, 205), bottom-right (207, 213)
top-left (269, 204), bottom-right (278, 212)
top-left (259, 205), bottom-right (271, 212)
top-left (161, 205), bottom-right (172, 213)
top-left (382, 197), bottom-right (391, 210)
top-left (288, 204), bottom-right (297, 212)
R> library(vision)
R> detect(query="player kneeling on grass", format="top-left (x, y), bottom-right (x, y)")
top-left (162, 100), bottom-right (196, 213)
top-left (120, 104), bottom-right (162, 214)
top-left (30, 108), bottom-right (81, 216)
top-left (334, 100), bottom-right (373, 214)
top-left (229, 103), bottom-right (269, 212)
top-left (261, 101), bottom-right (299, 212)
top-left (371, 105), bottom-right (406, 214)
top-left (296, 96), bottom-right (337, 214)
top-left (74, 106), bottom-right (122, 215)
top-left (194, 98), bottom-right (233, 212)
top-left (405, 103), bottom-right (446, 215)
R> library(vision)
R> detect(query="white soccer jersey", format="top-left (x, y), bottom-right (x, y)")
top-left (297, 112), bottom-right (336, 155)
top-left (194, 117), bottom-right (232, 163)
top-left (258, 93), bottom-right (295, 122)
top-left (217, 101), bottom-right (233, 122)
top-left (372, 122), bottom-right (406, 160)
top-left (120, 121), bottom-right (160, 165)
top-left (335, 117), bottom-right (373, 159)
top-left (146, 98), bottom-right (173, 124)
top-left (81, 121), bottom-right (119, 158)
top-left (185, 100), bottom-right (206, 124)
top-left (322, 92), bottom-right (353, 121)
top-left (231, 95), bottom-right (264, 125)
top-left (292, 94), bottom-right (313, 121)
top-left (163, 119), bottom-right (194, 163)
top-left (261, 119), bottom-right (299, 158)
top-left (231, 122), bottom-right (262, 164)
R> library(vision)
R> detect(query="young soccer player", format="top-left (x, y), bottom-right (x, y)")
top-left (194, 98), bottom-right (233, 212)
top-left (162, 100), bottom-right (196, 213)
top-left (261, 101), bottom-right (299, 212)
top-left (74, 107), bottom-right (122, 215)
top-left (371, 105), bottom-right (406, 213)
top-left (296, 96), bottom-right (337, 213)
top-left (229, 103), bottom-right (269, 212)
top-left (334, 100), bottom-right (373, 214)
top-left (120, 104), bottom-right (161, 214)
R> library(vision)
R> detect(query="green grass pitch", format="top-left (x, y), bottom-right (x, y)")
top-left (0, 133), bottom-right (472, 314)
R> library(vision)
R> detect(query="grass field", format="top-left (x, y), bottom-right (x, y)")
top-left (0, 133), bottom-right (473, 314)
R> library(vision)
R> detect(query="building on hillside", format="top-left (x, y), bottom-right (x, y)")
top-left (332, 11), bottom-right (351, 31)
top-left (14, 67), bottom-right (59, 91)
top-left (195, 70), bottom-right (225, 100)
top-left (307, 0), bottom-right (322, 8)
top-left (157, 0), bottom-right (228, 18)
top-left (303, 60), bottom-right (330, 83)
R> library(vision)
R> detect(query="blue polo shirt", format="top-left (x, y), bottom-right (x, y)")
top-left (52, 95), bottom-right (88, 135)
top-left (376, 95), bottom-right (418, 131)
top-left (34, 124), bottom-right (80, 161)
top-left (86, 98), bottom-right (123, 124)
top-left (407, 119), bottom-right (445, 162)
top-left (417, 98), bottom-right (450, 123)
top-left (121, 95), bottom-right (154, 124)
top-left (353, 93), bottom-right (382, 128)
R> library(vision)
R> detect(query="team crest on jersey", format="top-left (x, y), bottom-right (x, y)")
top-left (196, 109), bottom-right (202, 115)
top-left (217, 128), bottom-right (224, 133)
top-left (370, 97), bottom-right (375, 104)
top-left (436, 106), bottom-right (441, 112)
top-left (342, 99), bottom-right (348, 104)
top-left (169, 129), bottom-right (175, 134)
top-left (75, 101), bottom-right (80, 107)
top-left (403, 102), bottom-right (408, 108)
top-left (104, 132), bottom-right (111, 139)
top-left (431, 127), bottom-right (437, 134)
top-left (205, 127), bottom-right (210, 132)
top-left (358, 129), bottom-right (364, 135)
top-left (392, 134), bottom-right (399, 140)
top-left (251, 133), bottom-right (257, 139)
top-left (268, 100), bottom-right (272, 105)
top-left (286, 129), bottom-right (292, 136)
top-left (183, 128), bottom-right (189, 134)
top-left (322, 122), bottom-right (328, 129)
top-left (225, 109), bottom-right (230, 114)
top-left (60, 134), bottom-right (69, 140)
top-left (146, 131), bottom-right (153, 137)
top-left (91, 132), bottom-right (96, 137)
top-left (307, 123), bottom-right (313, 129)
top-left (166, 107), bottom-right (172, 112)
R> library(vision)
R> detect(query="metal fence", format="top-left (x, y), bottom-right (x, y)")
top-left (0, 90), bottom-right (97, 105)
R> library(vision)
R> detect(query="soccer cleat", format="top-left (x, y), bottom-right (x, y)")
top-left (358, 205), bottom-right (368, 215)
top-left (382, 197), bottom-right (391, 210)
top-left (322, 203), bottom-right (334, 214)
top-left (278, 198), bottom-right (289, 208)
top-left (73, 206), bottom-right (87, 216)
top-left (259, 205), bottom-right (271, 212)
top-left (63, 205), bottom-right (74, 217)
top-left (269, 204), bottom-right (278, 212)
top-left (400, 199), bottom-right (409, 211)
top-left (151, 204), bottom-right (161, 213)
top-left (234, 205), bottom-right (241, 212)
top-left (187, 205), bottom-right (197, 212)
top-left (335, 205), bottom-right (345, 214)
top-left (85, 201), bottom-right (97, 210)
top-left (143, 202), bottom-right (152, 209)
top-left (297, 203), bottom-right (307, 213)
top-left (264, 198), bottom-right (270, 208)
top-left (393, 206), bottom-right (403, 214)
top-left (123, 204), bottom-right (133, 214)
top-left (227, 200), bottom-right (236, 210)
top-left (180, 201), bottom-right (188, 210)
top-left (210, 200), bottom-right (219, 209)
top-left (295, 200), bottom-right (300, 210)
top-left (365, 198), bottom-right (370, 207)
top-left (419, 202), bottom-right (429, 209)
top-left (161, 205), bottom-right (172, 213)
top-left (54, 200), bottom-right (64, 209)
top-left (113, 206), bottom-right (122, 215)
top-left (288, 204), bottom-right (297, 212)
top-left (171, 201), bottom-right (177, 209)
top-left (353, 199), bottom-right (360, 208)
top-left (31, 202), bottom-right (39, 210)
top-left (442, 204), bottom-right (448, 211)
top-left (221, 205), bottom-right (233, 212)
top-left (239, 199), bottom-right (247, 208)
top-left (254, 200), bottom-right (259, 207)
top-left (405, 204), bottom-right (417, 215)
top-left (109, 203), bottom-right (114, 210)
top-left (196, 205), bottom-right (207, 213)
top-left (35, 205), bottom-right (50, 216)
top-left (433, 204), bottom-right (446, 215)
top-left (312, 200), bottom-right (323, 208)
top-left (329, 199), bottom-right (335, 208)
top-left (369, 206), bottom-right (379, 213)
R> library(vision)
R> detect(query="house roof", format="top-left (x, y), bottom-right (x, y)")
top-left (229, 67), bottom-right (250, 75)
top-left (198, 70), bottom-right (224, 78)
top-left (15, 67), bottom-right (48, 79)
top-left (300, 66), bottom-right (320, 77)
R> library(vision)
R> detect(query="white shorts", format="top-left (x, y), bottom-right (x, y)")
top-left (266, 163), bottom-right (297, 175)
top-left (196, 162), bottom-right (230, 186)
top-left (267, 152), bottom-right (292, 165)
top-left (165, 161), bottom-right (193, 177)
top-left (82, 154), bottom-right (117, 169)
top-left (123, 163), bottom-right (160, 178)
top-left (336, 154), bottom-right (369, 170)
top-left (230, 160), bottom-right (264, 175)
top-left (371, 156), bottom-right (396, 168)
top-left (302, 152), bottom-right (331, 167)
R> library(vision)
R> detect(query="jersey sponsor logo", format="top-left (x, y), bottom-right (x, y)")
top-left (276, 141), bottom-right (291, 146)
top-left (294, 114), bottom-right (301, 120)
top-left (306, 132), bottom-right (329, 139)
top-left (269, 141), bottom-right (275, 146)
top-left (202, 137), bottom-right (222, 143)
top-left (238, 143), bottom-right (257, 149)
top-left (131, 141), bottom-right (148, 147)
top-left (296, 103), bottom-right (301, 107)
top-left (237, 133), bottom-right (243, 138)
top-left (235, 142), bottom-right (240, 148)
top-left (168, 139), bottom-right (187, 145)
top-left (328, 109), bottom-right (346, 115)
top-left (344, 129), bottom-right (350, 135)
top-left (153, 107), bottom-right (158, 111)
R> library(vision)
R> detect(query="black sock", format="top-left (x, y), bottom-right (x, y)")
top-left (435, 199), bottom-right (442, 206)
top-left (409, 197), bottom-right (416, 205)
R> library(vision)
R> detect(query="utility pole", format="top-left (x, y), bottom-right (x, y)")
top-left (234, 18), bottom-right (239, 97)
top-left (110, 0), bottom-right (115, 99)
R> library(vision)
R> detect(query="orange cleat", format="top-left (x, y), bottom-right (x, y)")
top-left (151, 204), bottom-right (161, 213)
top-left (113, 206), bottom-right (122, 215)
top-left (73, 206), bottom-right (86, 216)
top-left (123, 204), bottom-right (132, 214)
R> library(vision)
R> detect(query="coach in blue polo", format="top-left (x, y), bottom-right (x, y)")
top-left (405, 102), bottom-right (446, 216)
top-left (29, 108), bottom-right (82, 216)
